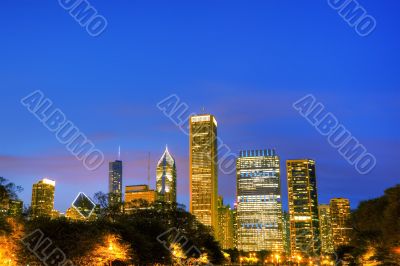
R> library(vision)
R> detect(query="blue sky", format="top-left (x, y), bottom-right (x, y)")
top-left (0, 0), bottom-right (399, 212)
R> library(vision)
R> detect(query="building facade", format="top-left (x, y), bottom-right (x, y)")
top-left (124, 185), bottom-right (157, 212)
top-left (31, 178), bottom-right (55, 218)
top-left (189, 114), bottom-right (218, 233)
top-left (217, 196), bottom-right (234, 249)
top-left (0, 197), bottom-right (9, 215)
top-left (282, 211), bottom-right (291, 256)
top-left (232, 204), bottom-right (238, 249)
top-left (109, 160), bottom-right (123, 206)
top-left (236, 149), bottom-right (284, 252)
top-left (330, 198), bottom-right (352, 249)
top-left (156, 146), bottom-right (177, 203)
top-left (318, 204), bottom-right (334, 254)
top-left (8, 199), bottom-right (23, 216)
top-left (286, 159), bottom-right (320, 257)
top-left (0, 198), bottom-right (23, 217)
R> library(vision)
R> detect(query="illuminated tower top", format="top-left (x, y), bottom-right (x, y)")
top-left (156, 145), bottom-right (177, 203)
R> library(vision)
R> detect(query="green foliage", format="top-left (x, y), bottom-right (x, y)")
top-left (341, 185), bottom-right (400, 265)
top-left (17, 200), bottom-right (224, 265)
top-left (0, 177), bottom-right (22, 202)
top-left (0, 216), bottom-right (11, 235)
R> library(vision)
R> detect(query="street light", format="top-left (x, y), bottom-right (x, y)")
top-left (275, 254), bottom-right (280, 266)
top-left (296, 255), bottom-right (302, 266)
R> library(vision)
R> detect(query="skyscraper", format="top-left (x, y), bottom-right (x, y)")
top-left (189, 114), bottom-right (218, 233)
top-left (318, 204), bottom-right (334, 254)
top-left (286, 159), bottom-right (320, 257)
top-left (236, 149), bottom-right (284, 253)
top-left (282, 211), bottom-right (291, 256)
top-left (31, 178), bottom-right (55, 218)
top-left (109, 160), bottom-right (122, 206)
top-left (330, 198), bottom-right (352, 249)
top-left (217, 196), bottom-right (234, 249)
top-left (233, 203), bottom-right (238, 249)
top-left (156, 146), bottom-right (177, 203)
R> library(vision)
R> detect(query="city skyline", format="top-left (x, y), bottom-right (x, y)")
top-left (1, 1), bottom-right (399, 265)
top-left (1, 112), bottom-right (396, 214)
top-left (1, 1), bottom-right (399, 215)
top-left (1, 145), bottom-right (358, 213)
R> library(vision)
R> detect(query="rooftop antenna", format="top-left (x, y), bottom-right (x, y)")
top-left (147, 152), bottom-right (151, 187)
top-left (118, 145), bottom-right (121, 160)
top-left (201, 106), bottom-right (206, 113)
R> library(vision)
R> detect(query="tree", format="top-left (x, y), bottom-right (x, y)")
top-left (224, 248), bottom-right (239, 263)
top-left (349, 185), bottom-right (400, 265)
top-left (0, 218), bottom-right (24, 265)
top-left (78, 234), bottom-right (131, 265)
top-left (0, 177), bottom-right (22, 202)
top-left (93, 191), bottom-right (123, 221)
top-left (14, 193), bottom-right (224, 265)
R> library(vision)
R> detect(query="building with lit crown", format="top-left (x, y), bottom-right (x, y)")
top-left (236, 149), bottom-right (284, 252)
top-left (189, 114), bottom-right (218, 233)
top-left (31, 178), bottom-right (55, 218)
top-left (109, 160), bottom-right (123, 206)
top-left (156, 146), bottom-right (177, 203)
top-left (286, 159), bottom-right (320, 257)
top-left (330, 198), bottom-right (352, 249)
top-left (318, 204), bottom-right (334, 254)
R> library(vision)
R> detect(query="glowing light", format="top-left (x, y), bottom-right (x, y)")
top-left (81, 234), bottom-right (131, 264)
top-left (393, 246), bottom-right (400, 254)
top-left (42, 178), bottom-right (56, 186)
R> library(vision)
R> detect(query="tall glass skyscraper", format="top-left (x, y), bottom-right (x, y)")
top-left (156, 146), bottom-right (177, 203)
top-left (189, 114), bottom-right (218, 233)
top-left (31, 178), bottom-right (55, 218)
top-left (330, 198), bottom-right (352, 249)
top-left (286, 159), bottom-right (321, 257)
top-left (109, 160), bottom-right (122, 206)
top-left (318, 204), bottom-right (334, 254)
top-left (236, 149), bottom-right (283, 252)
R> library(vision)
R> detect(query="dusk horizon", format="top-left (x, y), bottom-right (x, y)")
top-left (2, 88), bottom-right (398, 213)
top-left (1, 1), bottom-right (399, 265)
